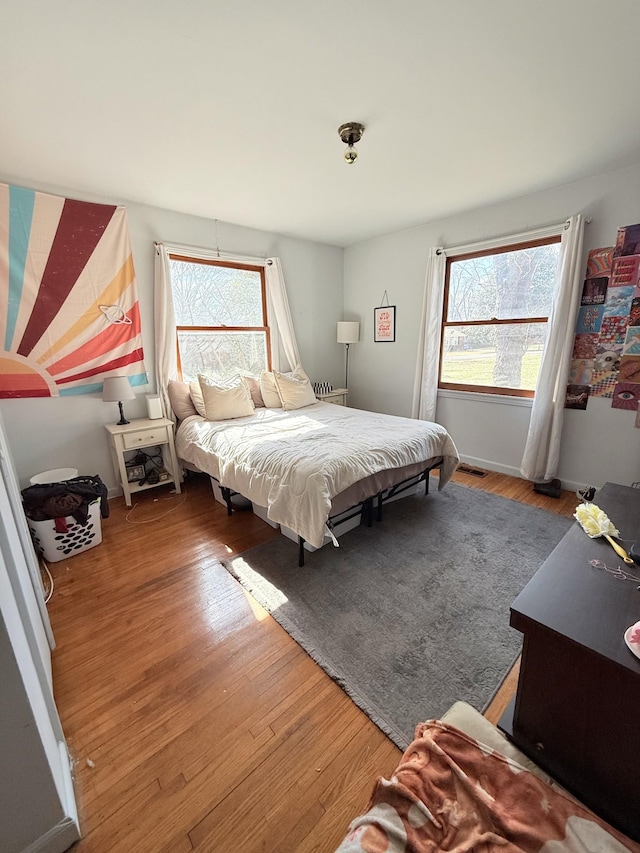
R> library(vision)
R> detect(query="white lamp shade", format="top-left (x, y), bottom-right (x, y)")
top-left (337, 321), bottom-right (360, 344)
top-left (102, 376), bottom-right (135, 402)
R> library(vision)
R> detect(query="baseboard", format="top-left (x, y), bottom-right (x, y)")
top-left (458, 455), bottom-right (584, 495)
top-left (458, 455), bottom-right (521, 480)
top-left (22, 816), bottom-right (80, 853)
top-left (549, 477), bottom-right (583, 494)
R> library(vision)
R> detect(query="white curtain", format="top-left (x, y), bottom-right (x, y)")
top-left (520, 214), bottom-right (585, 481)
top-left (153, 244), bottom-right (301, 420)
top-left (265, 257), bottom-right (301, 371)
top-left (154, 243), bottom-right (178, 420)
top-left (411, 247), bottom-right (446, 422)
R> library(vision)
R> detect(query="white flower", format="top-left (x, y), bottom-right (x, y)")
top-left (574, 502), bottom-right (619, 538)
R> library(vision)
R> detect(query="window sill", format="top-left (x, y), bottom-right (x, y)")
top-left (437, 388), bottom-right (533, 408)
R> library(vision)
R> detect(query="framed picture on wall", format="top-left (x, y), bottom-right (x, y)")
top-left (374, 305), bottom-right (396, 342)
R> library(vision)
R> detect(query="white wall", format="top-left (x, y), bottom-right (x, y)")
top-left (344, 163), bottom-right (640, 491)
top-left (5, 163), bottom-right (640, 495)
top-left (0, 176), bottom-right (344, 493)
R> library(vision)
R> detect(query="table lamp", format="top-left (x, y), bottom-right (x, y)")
top-left (102, 376), bottom-right (135, 425)
top-left (337, 321), bottom-right (359, 388)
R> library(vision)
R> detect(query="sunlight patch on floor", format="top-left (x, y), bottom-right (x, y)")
top-left (243, 588), bottom-right (269, 621)
top-left (229, 556), bottom-right (288, 620)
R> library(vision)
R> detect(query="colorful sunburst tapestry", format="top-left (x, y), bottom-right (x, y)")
top-left (0, 183), bottom-right (147, 398)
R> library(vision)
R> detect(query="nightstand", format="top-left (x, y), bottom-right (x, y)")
top-left (105, 418), bottom-right (181, 506)
top-left (315, 388), bottom-right (348, 406)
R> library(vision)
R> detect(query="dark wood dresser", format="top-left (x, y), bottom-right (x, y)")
top-left (499, 482), bottom-right (640, 842)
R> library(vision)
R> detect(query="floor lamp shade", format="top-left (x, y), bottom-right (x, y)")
top-left (337, 321), bottom-right (360, 344)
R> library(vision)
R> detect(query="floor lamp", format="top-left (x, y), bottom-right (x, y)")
top-left (337, 321), bottom-right (360, 389)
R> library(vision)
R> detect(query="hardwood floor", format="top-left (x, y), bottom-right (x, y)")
top-left (46, 467), bottom-right (578, 852)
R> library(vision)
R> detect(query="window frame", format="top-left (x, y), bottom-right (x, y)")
top-left (169, 254), bottom-right (272, 380)
top-left (439, 235), bottom-right (561, 399)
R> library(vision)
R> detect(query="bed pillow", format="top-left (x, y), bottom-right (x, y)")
top-left (240, 373), bottom-right (265, 408)
top-left (259, 371), bottom-right (283, 408)
top-left (188, 379), bottom-right (207, 417)
top-left (167, 380), bottom-right (199, 420)
top-left (198, 374), bottom-right (255, 420)
top-left (273, 370), bottom-right (317, 411)
top-left (261, 366), bottom-right (310, 408)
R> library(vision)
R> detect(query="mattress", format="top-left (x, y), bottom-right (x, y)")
top-left (175, 402), bottom-right (459, 548)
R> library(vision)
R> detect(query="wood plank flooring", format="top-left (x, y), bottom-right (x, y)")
top-left (45, 467), bottom-right (578, 852)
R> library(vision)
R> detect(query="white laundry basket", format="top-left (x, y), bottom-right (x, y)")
top-left (29, 467), bottom-right (78, 485)
top-left (27, 499), bottom-right (102, 562)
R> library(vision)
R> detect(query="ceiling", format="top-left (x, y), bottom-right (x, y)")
top-left (2, 0), bottom-right (640, 247)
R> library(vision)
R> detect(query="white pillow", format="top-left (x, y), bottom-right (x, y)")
top-left (261, 366), bottom-right (310, 408)
top-left (189, 371), bottom-right (248, 417)
top-left (273, 370), bottom-right (317, 411)
top-left (260, 371), bottom-right (283, 408)
top-left (197, 374), bottom-right (255, 421)
top-left (240, 373), bottom-right (265, 408)
top-left (168, 380), bottom-right (199, 420)
top-left (189, 378), bottom-right (206, 417)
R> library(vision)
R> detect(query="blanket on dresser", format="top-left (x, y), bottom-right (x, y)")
top-left (335, 720), bottom-right (639, 853)
top-left (176, 403), bottom-right (459, 547)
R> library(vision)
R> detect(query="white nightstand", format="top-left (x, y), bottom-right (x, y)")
top-left (315, 388), bottom-right (348, 406)
top-left (105, 418), bottom-right (181, 506)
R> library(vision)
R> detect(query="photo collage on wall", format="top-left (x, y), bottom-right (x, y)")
top-left (566, 222), bottom-right (640, 426)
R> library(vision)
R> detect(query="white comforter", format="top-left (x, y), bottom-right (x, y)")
top-left (176, 402), bottom-right (459, 548)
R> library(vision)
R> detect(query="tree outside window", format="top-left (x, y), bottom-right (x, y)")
top-left (169, 255), bottom-right (271, 380)
top-left (440, 237), bottom-right (561, 397)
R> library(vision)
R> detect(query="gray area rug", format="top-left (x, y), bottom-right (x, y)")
top-left (223, 482), bottom-right (573, 749)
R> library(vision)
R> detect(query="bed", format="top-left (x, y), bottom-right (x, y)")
top-left (174, 395), bottom-right (459, 563)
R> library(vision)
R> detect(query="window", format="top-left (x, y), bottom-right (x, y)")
top-left (169, 255), bottom-right (271, 381)
top-left (439, 236), bottom-right (561, 397)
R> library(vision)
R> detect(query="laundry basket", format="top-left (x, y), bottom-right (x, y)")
top-left (27, 499), bottom-right (102, 562)
top-left (29, 467), bottom-right (78, 485)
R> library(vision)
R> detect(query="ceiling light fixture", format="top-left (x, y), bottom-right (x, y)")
top-left (338, 122), bottom-right (365, 164)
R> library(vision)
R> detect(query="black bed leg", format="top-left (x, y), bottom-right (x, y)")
top-left (221, 486), bottom-right (233, 516)
top-left (298, 537), bottom-right (305, 567)
top-left (364, 497), bottom-right (374, 527)
top-left (376, 493), bottom-right (383, 522)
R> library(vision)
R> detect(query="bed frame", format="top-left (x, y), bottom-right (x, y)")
top-left (216, 458), bottom-right (443, 566)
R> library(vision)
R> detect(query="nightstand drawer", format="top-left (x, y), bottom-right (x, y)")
top-left (123, 428), bottom-right (168, 449)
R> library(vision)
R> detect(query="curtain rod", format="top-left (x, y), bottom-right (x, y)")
top-left (154, 241), bottom-right (272, 265)
top-left (436, 216), bottom-right (591, 257)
